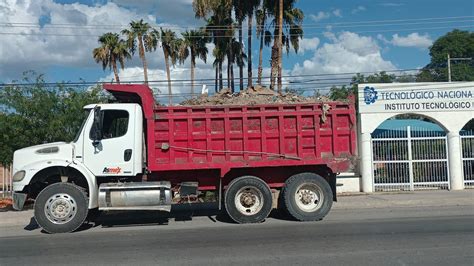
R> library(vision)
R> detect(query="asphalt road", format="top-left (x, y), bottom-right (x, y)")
top-left (0, 203), bottom-right (473, 266)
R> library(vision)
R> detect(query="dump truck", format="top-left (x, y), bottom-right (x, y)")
top-left (12, 84), bottom-right (356, 233)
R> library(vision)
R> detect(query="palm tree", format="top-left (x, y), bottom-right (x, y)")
top-left (180, 29), bottom-right (209, 95)
top-left (121, 19), bottom-right (157, 84)
top-left (160, 28), bottom-right (180, 104)
top-left (256, 5), bottom-right (272, 85)
top-left (266, 0), bottom-right (304, 93)
top-left (193, 0), bottom-right (233, 91)
top-left (245, 0), bottom-right (261, 88)
top-left (233, 0), bottom-right (246, 91)
top-left (230, 38), bottom-right (248, 83)
top-left (212, 46), bottom-right (225, 91)
top-left (93, 32), bottom-right (131, 83)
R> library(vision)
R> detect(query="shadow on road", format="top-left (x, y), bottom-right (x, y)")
top-left (24, 203), bottom-right (295, 233)
top-left (24, 217), bottom-right (39, 231)
top-left (93, 203), bottom-right (234, 229)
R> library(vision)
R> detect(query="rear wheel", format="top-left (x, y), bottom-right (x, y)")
top-left (224, 176), bottom-right (272, 224)
top-left (283, 173), bottom-right (333, 221)
top-left (34, 183), bottom-right (88, 233)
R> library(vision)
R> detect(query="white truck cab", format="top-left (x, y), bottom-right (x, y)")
top-left (11, 103), bottom-right (146, 232)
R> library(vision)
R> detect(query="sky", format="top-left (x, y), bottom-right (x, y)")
top-left (0, 0), bottom-right (473, 97)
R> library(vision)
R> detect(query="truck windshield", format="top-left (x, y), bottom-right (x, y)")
top-left (73, 109), bottom-right (91, 143)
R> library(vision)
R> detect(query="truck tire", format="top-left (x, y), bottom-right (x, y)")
top-left (282, 173), bottom-right (333, 221)
top-left (34, 182), bottom-right (89, 233)
top-left (224, 176), bottom-right (272, 224)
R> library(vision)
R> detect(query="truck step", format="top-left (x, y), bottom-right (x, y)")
top-left (98, 181), bottom-right (172, 211)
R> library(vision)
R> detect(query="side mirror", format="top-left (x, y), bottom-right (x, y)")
top-left (91, 106), bottom-right (103, 146)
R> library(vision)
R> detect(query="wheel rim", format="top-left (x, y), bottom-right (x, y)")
top-left (234, 186), bottom-right (264, 216)
top-left (44, 193), bottom-right (77, 224)
top-left (294, 183), bottom-right (324, 213)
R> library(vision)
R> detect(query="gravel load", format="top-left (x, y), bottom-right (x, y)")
top-left (180, 85), bottom-right (330, 106)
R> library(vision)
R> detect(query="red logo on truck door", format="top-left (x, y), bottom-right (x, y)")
top-left (103, 167), bottom-right (122, 174)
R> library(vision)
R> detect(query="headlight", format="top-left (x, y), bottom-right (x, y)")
top-left (13, 170), bottom-right (26, 182)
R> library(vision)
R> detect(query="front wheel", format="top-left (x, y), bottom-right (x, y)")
top-left (282, 173), bottom-right (333, 221)
top-left (224, 176), bottom-right (273, 224)
top-left (34, 183), bottom-right (89, 233)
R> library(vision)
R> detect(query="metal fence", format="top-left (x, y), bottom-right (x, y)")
top-left (372, 126), bottom-right (450, 192)
top-left (462, 134), bottom-right (474, 189)
top-left (1, 165), bottom-right (13, 198)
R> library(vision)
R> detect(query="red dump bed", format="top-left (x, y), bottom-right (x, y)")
top-left (104, 84), bottom-right (357, 176)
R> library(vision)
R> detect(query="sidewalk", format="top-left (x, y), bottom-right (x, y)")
top-left (0, 190), bottom-right (473, 228)
top-left (335, 189), bottom-right (474, 209)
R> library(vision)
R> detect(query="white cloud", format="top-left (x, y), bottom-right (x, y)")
top-left (101, 65), bottom-right (214, 92)
top-left (351, 6), bottom-right (366, 14)
top-left (298, 37), bottom-right (320, 54)
top-left (110, 0), bottom-right (199, 26)
top-left (379, 3), bottom-right (405, 7)
top-left (0, 0), bottom-right (161, 79)
top-left (0, 0), bottom-right (190, 80)
top-left (390, 33), bottom-right (433, 49)
top-left (309, 11), bottom-right (331, 22)
top-left (292, 31), bottom-right (395, 75)
top-left (309, 9), bottom-right (343, 23)
top-left (377, 34), bottom-right (390, 44)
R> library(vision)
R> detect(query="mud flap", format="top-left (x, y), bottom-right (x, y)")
top-left (13, 192), bottom-right (27, 210)
top-left (327, 174), bottom-right (337, 202)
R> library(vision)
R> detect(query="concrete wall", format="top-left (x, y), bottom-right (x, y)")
top-left (336, 172), bottom-right (361, 193)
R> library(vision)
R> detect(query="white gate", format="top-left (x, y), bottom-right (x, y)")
top-left (462, 133), bottom-right (474, 188)
top-left (372, 126), bottom-right (450, 191)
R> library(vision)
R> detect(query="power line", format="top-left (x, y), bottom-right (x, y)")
top-left (1, 24), bottom-right (471, 38)
top-left (2, 15), bottom-right (472, 30)
top-left (3, 19), bottom-right (472, 31)
top-left (0, 68), bottom-right (423, 87)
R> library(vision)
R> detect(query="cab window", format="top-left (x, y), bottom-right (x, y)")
top-left (89, 110), bottom-right (129, 140)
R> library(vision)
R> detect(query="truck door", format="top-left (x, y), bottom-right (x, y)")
top-left (83, 105), bottom-right (137, 176)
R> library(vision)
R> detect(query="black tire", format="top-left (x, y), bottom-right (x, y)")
top-left (283, 173), bottom-right (333, 221)
top-left (34, 183), bottom-right (89, 233)
top-left (224, 176), bottom-right (272, 224)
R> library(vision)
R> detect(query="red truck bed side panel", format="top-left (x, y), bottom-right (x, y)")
top-left (151, 103), bottom-right (356, 174)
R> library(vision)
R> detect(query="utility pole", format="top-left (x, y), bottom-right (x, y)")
top-left (447, 53), bottom-right (472, 82)
top-left (447, 54), bottom-right (451, 82)
top-left (277, 0), bottom-right (283, 93)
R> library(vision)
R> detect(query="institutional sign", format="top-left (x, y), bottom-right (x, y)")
top-left (358, 82), bottom-right (474, 114)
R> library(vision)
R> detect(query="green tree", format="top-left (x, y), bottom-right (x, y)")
top-left (329, 71), bottom-right (397, 113)
top-left (266, 0), bottom-right (304, 92)
top-left (0, 73), bottom-right (104, 166)
top-left (329, 85), bottom-right (355, 101)
top-left (193, 0), bottom-right (234, 91)
top-left (245, 0), bottom-right (261, 88)
top-left (121, 20), bottom-right (158, 84)
top-left (160, 28), bottom-right (181, 104)
top-left (232, 0), bottom-right (260, 90)
top-left (233, 0), bottom-right (246, 91)
top-left (417, 29), bottom-right (474, 82)
top-left (256, 5), bottom-right (272, 85)
top-left (212, 46), bottom-right (226, 92)
top-left (229, 38), bottom-right (248, 81)
top-left (92, 32), bottom-right (131, 83)
top-left (180, 29), bottom-right (209, 95)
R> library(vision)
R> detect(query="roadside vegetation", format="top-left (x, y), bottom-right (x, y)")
top-left (0, 72), bottom-right (105, 166)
